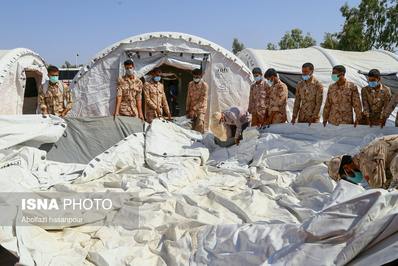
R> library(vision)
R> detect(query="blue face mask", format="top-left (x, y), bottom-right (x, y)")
top-left (345, 170), bottom-right (363, 184)
top-left (266, 79), bottom-right (273, 87)
top-left (49, 76), bottom-right (59, 83)
top-left (254, 76), bottom-right (262, 82)
top-left (302, 75), bottom-right (311, 81)
top-left (368, 81), bottom-right (378, 88)
top-left (331, 74), bottom-right (339, 82)
top-left (153, 76), bottom-right (161, 82)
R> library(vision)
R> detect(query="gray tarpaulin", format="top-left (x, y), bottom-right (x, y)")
top-left (39, 116), bottom-right (144, 164)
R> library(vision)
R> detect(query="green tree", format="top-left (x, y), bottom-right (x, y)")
top-left (320, 33), bottom-right (340, 49)
top-left (266, 42), bottom-right (277, 50)
top-left (232, 38), bottom-right (245, 54)
top-left (278, 28), bottom-right (316, 50)
top-left (327, 0), bottom-right (398, 51)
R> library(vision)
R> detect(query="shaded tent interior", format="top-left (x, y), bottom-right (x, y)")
top-left (22, 70), bottom-right (43, 114)
top-left (147, 64), bottom-right (192, 116)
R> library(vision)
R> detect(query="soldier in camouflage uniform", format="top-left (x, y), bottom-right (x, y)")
top-left (248, 67), bottom-right (268, 127)
top-left (39, 65), bottom-right (72, 117)
top-left (143, 68), bottom-right (171, 123)
top-left (114, 59), bottom-right (144, 119)
top-left (323, 65), bottom-right (362, 126)
top-left (186, 68), bottom-right (208, 133)
top-left (264, 68), bottom-right (288, 125)
top-left (361, 69), bottom-right (391, 126)
top-left (328, 135), bottom-right (398, 189)
top-left (292, 62), bottom-right (323, 125)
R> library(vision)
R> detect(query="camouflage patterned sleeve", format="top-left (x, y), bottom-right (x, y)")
top-left (136, 80), bottom-right (143, 101)
top-left (323, 85), bottom-right (332, 122)
top-left (143, 84), bottom-right (158, 110)
top-left (292, 83), bottom-right (301, 119)
top-left (382, 92), bottom-right (398, 119)
top-left (361, 87), bottom-right (370, 117)
top-left (248, 85), bottom-right (254, 113)
top-left (186, 84), bottom-right (192, 113)
top-left (351, 84), bottom-right (362, 121)
top-left (199, 83), bottom-right (209, 114)
top-left (116, 77), bottom-right (123, 97)
top-left (161, 85), bottom-right (171, 116)
top-left (38, 86), bottom-right (47, 113)
top-left (383, 86), bottom-right (392, 118)
top-left (63, 84), bottom-right (73, 110)
top-left (313, 81), bottom-right (323, 119)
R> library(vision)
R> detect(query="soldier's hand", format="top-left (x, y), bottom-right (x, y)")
top-left (168, 114), bottom-right (172, 120)
top-left (291, 116), bottom-right (296, 125)
top-left (113, 111), bottom-right (119, 117)
top-left (323, 121), bottom-right (327, 127)
top-left (354, 120), bottom-right (358, 128)
top-left (139, 113), bottom-right (144, 120)
top-left (381, 118), bottom-right (387, 128)
top-left (60, 110), bottom-right (68, 117)
top-left (366, 117), bottom-right (372, 127)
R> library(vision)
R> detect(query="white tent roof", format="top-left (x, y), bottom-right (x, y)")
top-left (70, 32), bottom-right (253, 133)
top-left (238, 46), bottom-right (398, 89)
top-left (81, 32), bottom-right (251, 76)
top-left (0, 48), bottom-right (45, 85)
top-left (0, 48), bottom-right (47, 115)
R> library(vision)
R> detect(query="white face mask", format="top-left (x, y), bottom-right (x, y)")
top-left (125, 68), bottom-right (134, 76)
top-left (193, 78), bottom-right (201, 83)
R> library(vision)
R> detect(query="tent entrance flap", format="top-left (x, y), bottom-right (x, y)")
top-left (23, 69), bottom-right (42, 114)
top-left (122, 49), bottom-right (209, 78)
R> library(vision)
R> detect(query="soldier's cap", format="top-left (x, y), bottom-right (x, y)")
top-left (328, 155), bottom-right (343, 181)
top-left (213, 112), bottom-right (222, 121)
top-left (252, 67), bottom-right (262, 75)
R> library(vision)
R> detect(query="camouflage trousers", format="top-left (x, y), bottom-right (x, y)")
top-left (192, 114), bottom-right (205, 134)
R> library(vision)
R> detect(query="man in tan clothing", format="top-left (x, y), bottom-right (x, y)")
top-left (248, 67), bottom-right (268, 127)
top-left (323, 65), bottom-right (362, 126)
top-left (114, 59), bottom-right (144, 119)
top-left (292, 62), bottom-right (323, 125)
top-left (264, 68), bottom-right (288, 125)
top-left (143, 68), bottom-right (171, 123)
top-left (39, 65), bottom-right (72, 117)
top-left (361, 69), bottom-right (391, 126)
top-left (328, 135), bottom-right (398, 189)
top-left (186, 68), bottom-right (208, 133)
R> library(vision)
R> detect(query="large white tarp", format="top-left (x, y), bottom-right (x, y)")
top-left (0, 49), bottom-right (47, 115)
top-left (69, 32), bottom-right (253, 133)
top-left (0, 119), bottom-right (398, 265)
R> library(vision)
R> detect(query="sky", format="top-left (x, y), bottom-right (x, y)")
top-left (0, 0), bottom-right (361, 66)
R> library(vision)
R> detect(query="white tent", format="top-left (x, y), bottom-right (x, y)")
top-left (0, 48), bottom-right (47, 115)
top-left (69, 32), bottom-right (253, 131)
top-left (237, 46), bottom-right (398, 95)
